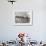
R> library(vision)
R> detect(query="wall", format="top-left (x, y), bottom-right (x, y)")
top-left (0, 0), bottom-right (46, 41)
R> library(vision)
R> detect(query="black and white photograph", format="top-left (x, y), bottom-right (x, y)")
top-left (15, 10), bottom-right (32, 26)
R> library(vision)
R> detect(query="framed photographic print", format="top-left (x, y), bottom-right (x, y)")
top-left (14, 10), bottom-right (33, 26)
